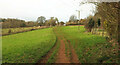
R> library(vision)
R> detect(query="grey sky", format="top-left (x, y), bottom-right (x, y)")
top-left (0, 0), bottom-right (96, 22)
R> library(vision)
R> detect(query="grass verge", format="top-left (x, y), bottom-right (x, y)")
top-left (2, 28), bottom-right (56, 63)
top-left (58, 26), bottom-right (118, 63)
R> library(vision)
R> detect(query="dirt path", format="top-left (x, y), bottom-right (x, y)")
top-left (36, 27), bottom-right (79, 64)
top-left (55, 39), bottom-right (70, 63)
top-left (68, 40), bottom-right (79, 63)
top-left (55, 27), bottom-right (79, 63)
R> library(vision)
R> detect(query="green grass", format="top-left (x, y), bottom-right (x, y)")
top-left (57, 26), bottom-right (118, 63)
top-left (2, 26), bottom-right (118, 63)
top-left (2, 27), bottom-right (33, 34)
top-left (47, 38), bottom-right (60, 63)
top-left (2, 28), bottom-right (56, 63)
top-left (1, 27), bottom-right (43, 35)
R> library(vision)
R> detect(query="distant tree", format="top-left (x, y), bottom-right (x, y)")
top-left (25, 21), bottom-right (38, 27)
top-left (45, 20), bottom-right (50, 26)
top-left (59, 21), bottom-right (65, 26)
top-left (0, 18), bottom-right (7, 22)
top-left (21, 23), bottom-right (26, 27)
top-left (44, 17), bottom-right (57, 27)
top-left (2, 18), bottom-right (26, 28)
top-left (79, 19), bottom-right (85, 25)
top-left (55, 17), bottom-right (59, 25)
top-left (1, 18), bottom-right (39, 28)
top-left (49, 17), bottom-right (56, 26)
top-left (69, 15), bottom-right (77, 22)
top-left (0, 19), bottom-right (2, 22)
top-left (37, 16), bottom-right (46, 26)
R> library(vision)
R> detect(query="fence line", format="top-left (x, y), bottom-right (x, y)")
top-left (91, 28), bottom-right (108, 37)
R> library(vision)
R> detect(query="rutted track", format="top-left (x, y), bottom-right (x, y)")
top-left (36, 27), bottom-right (80, 64)
top-left (36, 28), bottom-right (58, 64)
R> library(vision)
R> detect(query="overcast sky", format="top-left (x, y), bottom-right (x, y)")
top-left (0, 0), bottom-right (96, 22)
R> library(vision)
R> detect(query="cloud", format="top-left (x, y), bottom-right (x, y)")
top-left (0, 0), bottom-right (96, 22)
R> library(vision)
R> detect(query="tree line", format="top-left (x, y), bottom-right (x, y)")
top-left (0, 17), bottom-right (65, 28)
top-left (0, 18), bottom-right (39, 28)
top-left (84, 2), bottom-right (119, 43)
top-left (66, 15), bottom-right (85, 26)
top-left (1, 15), bottom-right (84, 29)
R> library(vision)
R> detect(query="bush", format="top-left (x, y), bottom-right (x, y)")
top-left (85, 18), bottom-right (95, 32)
top-left (8, 29), bottom-right (11, 34)
top-left (21, 23), bottom-right (26, 27)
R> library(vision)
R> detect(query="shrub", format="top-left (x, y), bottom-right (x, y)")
top-left (85, 18), bottom-right (95, 32)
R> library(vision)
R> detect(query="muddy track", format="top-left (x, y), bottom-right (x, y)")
top-left (36, 27), bottom-right (80, 64)
top-left (59, 36), bottom-right (79, 63)
top-left (55, 27), bottom-right (79, 63)
top-left (67, 40), bottom-right (80, 63)
top-left (55, 39), bottom-right (70, 63)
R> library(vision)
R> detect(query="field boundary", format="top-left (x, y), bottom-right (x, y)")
top-left (2, 26), bottom-right (49, 36)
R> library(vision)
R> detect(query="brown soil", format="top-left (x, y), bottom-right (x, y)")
top-left (36, 27), bottom-right (80, 64)
top-left (69, 42), bottom-right (79, 63)
top-left (54, 27), bottom-right (70, 63)
top-left (55, 28), bottom-right (79, 63)
top-left (66, 40), bottom-right (79, 63)
top-left (55, 39), bottom-right (70, 63)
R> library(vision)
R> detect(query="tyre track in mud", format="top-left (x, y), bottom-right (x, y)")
top-left (36, 27), bottom-right (80, 64)
top-left (36, 28), bottom-right (58, 65)
top-left (55, 27), bottom-right (80, 63)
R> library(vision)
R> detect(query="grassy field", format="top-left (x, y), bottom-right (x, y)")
top-left (47, 39), bottom-right (60, 63)
top-left (2, 28), bottom-right (56, 63)
top-left (2, 26), bottom-right (118, 63)
top-left (57, 26), bottom-right (118, 63)
top-left (1, 27), bottom-right (34, 35)
top-left (1, 26), bottom-right (48, 36)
